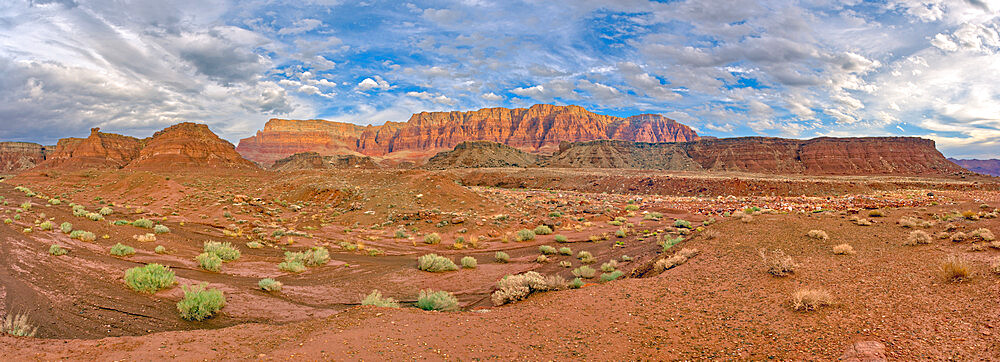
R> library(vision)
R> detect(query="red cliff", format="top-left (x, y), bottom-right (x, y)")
top-left (127, 123), bottom-right (258, 170)
top-left (236, 104), bottom-right (701, 166)
top-left (38, 128), bottom-right (143, 170)
top-left (0, 142), bottom-right (51, 174)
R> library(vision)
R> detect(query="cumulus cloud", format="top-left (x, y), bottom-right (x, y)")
top-left (355, 76), bottom-right (392, 92)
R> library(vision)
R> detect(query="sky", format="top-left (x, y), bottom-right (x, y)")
top-left (1, 0), bottom-right (999, 158)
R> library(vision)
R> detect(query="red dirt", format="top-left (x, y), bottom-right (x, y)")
top-left (1, 168), bottom-right (999, 359)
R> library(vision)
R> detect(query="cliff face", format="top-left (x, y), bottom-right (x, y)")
top-left (948, 158), bottom-right (1000, 176)
top-left (236, 119), bottom-right (369, 166)
top-left (527, 137), bottom-right (966, 175)
top-left (237, 104), bottom-right (700, 166)
top-left (0, 142), bottom-right (51, 174)
top-left (35, 124), bottom-right (258, 171)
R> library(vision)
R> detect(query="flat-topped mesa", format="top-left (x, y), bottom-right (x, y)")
top-left (545, 136), bottom-right (967, 175)
top-left (236, 104), bottom-right (701, 166)
top-left (0, 142), bottom-right (52, 174)
top-left (39, 128), bottom-right (144, 170)
top-left (127, 122), bottom-right (258, 170)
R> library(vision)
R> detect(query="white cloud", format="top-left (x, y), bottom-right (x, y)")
top-left (355, 76), bottom-right (392, 92)
top-left (277, 18), bottom-right (323, 35)
top-left (481, 92), bottom-right (503, 101)
top-left (405, 91), bottom-right (457, 105)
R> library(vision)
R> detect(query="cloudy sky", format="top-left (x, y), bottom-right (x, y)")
top-left (1, 0), bottom-right (999, 158)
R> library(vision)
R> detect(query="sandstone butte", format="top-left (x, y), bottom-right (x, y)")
top-left (0, 142), bottom-right (51, 174)
top-left (32, 123), bottom-right (258, 171)
top-left (236, 104), bottom-right (700, 166)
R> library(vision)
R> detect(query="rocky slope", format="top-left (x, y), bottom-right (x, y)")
top-left (948, 158), bottom-right (1000, 176)
top-left (127, 123), bottom-right (257, 170)
top-left (431, 137), bottom-right (966, 176)
top-left (424, 141), bottom-right (540, 169)
top-left (0, 142), bottom-right (51, 174)
top-left (34, 124), bottom-right (257, 171)
top-left (272, 152), bottom-right (378, 171)
top-left (236, 104), bottom-right (700, 166)
top-left (544, 140), bottom-right (701, 170)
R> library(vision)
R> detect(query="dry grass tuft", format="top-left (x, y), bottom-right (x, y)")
top-left (654, 248), bottom-right (699, 272)
top-left (939, 255), bottom-right (973, 282)
top-left (791, 289), bottom-right (833, 311)
top-left (832, 244), bottom-right (855, 255)
top-left (758, 249), bottom-right (797, 277)
top-left (903, 230), bottom-right (932, 246)
top-left (969, 228), bottom-right (995, 242)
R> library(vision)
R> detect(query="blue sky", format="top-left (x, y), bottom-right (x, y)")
top-left (1, 0), bottom-right (999, 158)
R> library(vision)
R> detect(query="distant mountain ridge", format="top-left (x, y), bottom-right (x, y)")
top-left (236, 104), bottom-right (700, 166)
top-left (948, 158), bottom-right (1000, 176)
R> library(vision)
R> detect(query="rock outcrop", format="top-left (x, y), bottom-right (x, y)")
top-left (0, 142), bottom-right (51, 174)
top-left (40, 128), bottom-right (144, 170)
top-left (424, 141), bottom-right (540, 169)
top-left (427, 136), bottom-right (965, 176)
top-left (127, 123), bottom-right (257, 170)
top-left (543, 140), bottom-right (701, 170)
top-left (236, 104), bottom-right (700, 166)
top-left (547, 137), bottom-right (966, 175)
top-left (272, 152), bottom-right (378, 171)
top-left (948, 158), bottom-right (1000, 176)
top-left (34, 124), bottom-right (258, 171)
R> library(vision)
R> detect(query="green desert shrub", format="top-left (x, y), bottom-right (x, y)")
top-left (79, 231), bottom-right (96, 242)
top-left (662, 236), bottom-right (684, 251)
top-left (600, 260), bottom-right (618, 272)
top-left (515, 229), bottom-right (536, 242)
top-left (278, 260), bottom-right (306, 273)
top-left (19, 202), bottom-right (31, 211)
top-left (48, 244), bottom-right (67, 256)
top-left (98, 207), bottom-right (114, 216)
top-left (361, 290), bottom-right (399, 308)
top-left (539, 245), bottom-right (557, 254)
top-left (495, 251), bottom-right (510, 263)
top-left (203, 241), bottom-right (241, 261)
top-left (643, 212), bottom-right (663, 221)
top-left (559, 247), bottom-right (572, 255)
top-left (154, 245), bottom-right (167, 254)
top-left (85, 212), bottom-right (103, 221)
top-left (533, 225), bottom-right (553, 235)
top-left (2, 313), bottom-right (37, 337)
top-left (110, 243), bottom-right (134, 256)
top-left (572, 265), bottom-right (596, 278)
top-left (554, 234), bottom-right (569, 243)
top-left (569, 278), bottom-right (585, 289)
top-left (153, 225), bottom-right (170, 234)
top-left (59, 222), bottom-right (72, 233)
top-left (424, 232), bottom-right (442, 244)
top-left (132, 219), bottom-right (154, 229)
top-left (417, 253), bottom-right (458, 272)
top-left (176, 284), bottom-right (225, 321)
top-left (112, 220), bottom-right (130, 226)
top-left (258, 278), bottom-right (282, 292)
top-left (48, 198), bottom-right (61, 205)
top-left (124, 264), bottom-right (176, 293)
top-left (246, 241), bottom-right (264, 249)
top-left (416, 289), bottom-right (458, 312)
top-left (38, 221), bottom-right (53, 231)
top-left (577, 251), bottom-right (595, 264)
top-left (600, 270), bottom-right (624, 282)
top-left (673, 219), bottom-right (692, 229)
top-left (625, 204), bottom-right (640, 211)
top-left (460, 256), bottom-right (477, 268)
top-left (196, 253), bottom-right (222, 272)
top-left (283, 247), bottom-right (329, 267)
top-left (394, 229), bottom-right (408, 238)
